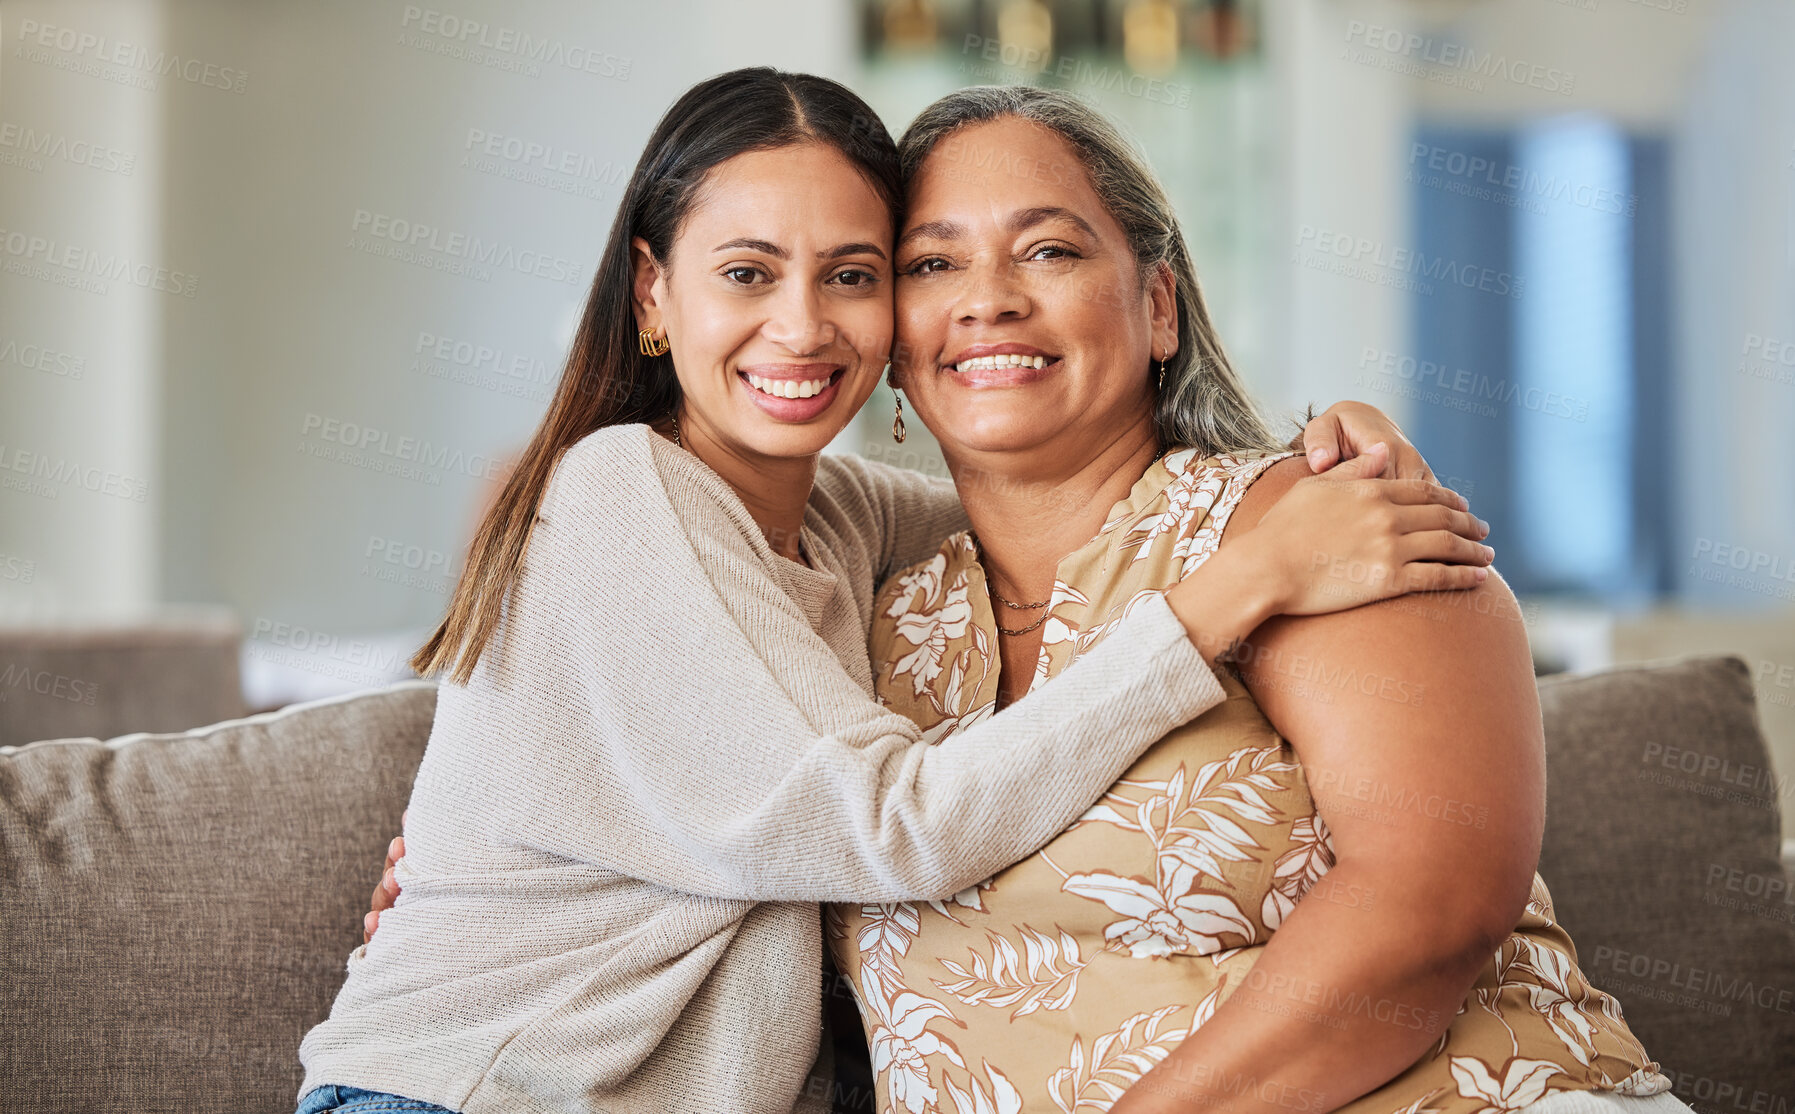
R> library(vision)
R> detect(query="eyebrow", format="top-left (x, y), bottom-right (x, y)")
top-left (896, 219), bottom-right (964, 252)
top-left (897, 207), bottom-right (1099, 251)
top-left (711, 237), bottom-right (887, 261)
top-left (1009, 206), bottom-right (1099, 240)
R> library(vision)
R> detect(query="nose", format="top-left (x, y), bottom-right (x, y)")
top-left (953, 257), bottom-right (1031, 324)
top-left (762, 281), bottom-right (835, 355)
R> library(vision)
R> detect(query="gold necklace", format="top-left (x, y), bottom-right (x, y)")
top-left (669, 410), bottom-right (682, 449)
top-left (993, 606), bottom-right (1051, 637)
top-left (970, 532), bottom-right (1052, 636)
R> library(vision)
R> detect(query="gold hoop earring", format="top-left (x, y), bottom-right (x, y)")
top-left (638, 328), bottom-right (669, 357)
top-left (892, 392), bottom-right (907, 444)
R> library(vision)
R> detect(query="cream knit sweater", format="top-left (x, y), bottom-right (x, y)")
top-left (297, 423), bottom-right (1227, 1114)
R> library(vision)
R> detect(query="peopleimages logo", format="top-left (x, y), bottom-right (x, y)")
top-left (1690, 538), bottom-right (1795, 586)
top-left (348, 209), bottom-right (583, 285)
top-left (1406, 142), bottom-right (1635, 217)
top-left (398, 6), bottom-right (630, 80)
top-left (0, 337), bottom-right (86, 380)
top-left (411, 330), bottom-right (555, 401)
top-left (0, 664), bottom-right (98, 705)
top-left (1295, 226), bottom-right (1522, 298)
top-left (460, 127), bottom-right (626, 200)
top-left (14, 18), bottom-right (249, 93)
top-left (958, 34), bottom-right (1193, 108)
top-left (0, 442), bottom-right (150, 502)
top-left (1357, 347), bottom-right (1589, 421)
top-left (1342, 21), bottom-right (1575, 96)
top-left (247, 618), bottom-right (412, 687)
top-left (0, 122), bottom-right (136, 175)
top-left (0, 226), bottom-right (199, 297)
top-left (299, 412), bottom-right (507, 484)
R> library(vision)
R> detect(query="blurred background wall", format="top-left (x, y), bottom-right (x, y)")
top-left (3, 0), bottom-right (1792, 829)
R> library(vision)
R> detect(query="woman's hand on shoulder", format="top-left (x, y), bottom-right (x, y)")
top-left (1230, 444), bottom-right (1490, 617)
top-left (1300, 400), bottom-right (1434, 480)
top-left (1158, 445), bottom-right (1485, 666)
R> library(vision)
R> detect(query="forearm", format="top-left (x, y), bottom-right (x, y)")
top-left (713, 591), bottom-right (1231, 902)
top-left (1113, 861), bottom-right (1493, 1114)
top-left (527, 589), bottom-right (1227, 904)
top-left (1162, 544), bottom-right (1281, 667)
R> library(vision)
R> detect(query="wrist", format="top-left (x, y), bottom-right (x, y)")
top-left (1164, 546), bottom-right (1280, 666)
top-left (1203, 540), bottom-right (1285, 630)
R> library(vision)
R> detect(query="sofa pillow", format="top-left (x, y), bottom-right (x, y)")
top-left (1537, 655), bottom-right (1795, 1109)
top-left (0, 680), bottom-right (436, 1114)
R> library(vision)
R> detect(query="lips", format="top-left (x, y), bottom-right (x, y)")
top-left (939, 343), bottom-right (1062, 387)
top-left (735, 366), bottom-right (848, 421)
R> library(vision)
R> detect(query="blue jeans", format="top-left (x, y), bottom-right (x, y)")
top-left (296, 1084), bottom-right (461, 1114)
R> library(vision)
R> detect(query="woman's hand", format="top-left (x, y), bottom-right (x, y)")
top-left (1300, 400), bottom-right (1434, 481)
top-left (1160, 445), bottom-right (1486, 665)
top-left (362, 808), bottom-right (407, 943)
top-left (1242, 444), bottom-right (1488, 615)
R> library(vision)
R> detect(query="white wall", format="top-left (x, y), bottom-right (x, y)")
top-left (1, 0), bottom-right (860, 699)
top-left (1264, 0), bottom-right (1415, 423)
top-left (0, 0), bottom-right (167, 617)
top-left (1672, 0), bottom-right (1795, 612)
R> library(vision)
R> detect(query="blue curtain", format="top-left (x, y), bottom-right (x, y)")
top-left (1407, 121), bottom-right (1671, 604)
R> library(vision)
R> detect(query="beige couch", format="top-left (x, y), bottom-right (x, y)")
top-left (2, 656), bottom-right (1791, 1113)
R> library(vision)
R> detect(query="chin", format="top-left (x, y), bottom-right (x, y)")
top-left (935, 411), bottom-right (1058, 456)
top-left (739, 419), bottom-right (852, 461)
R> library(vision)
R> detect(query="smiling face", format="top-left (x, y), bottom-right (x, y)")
top-left (892, 117), bottom-right (1179, 462)
top-left (632, 141), bottom-right (895, 461)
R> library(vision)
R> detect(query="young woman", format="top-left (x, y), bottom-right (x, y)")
top-left (821, 88), bottom-right (1687, 1114)
top-left (310, 69), bottom-right (1486, 1114)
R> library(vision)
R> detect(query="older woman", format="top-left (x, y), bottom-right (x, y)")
top-left (824, 87), bottom-right (1686, 1114)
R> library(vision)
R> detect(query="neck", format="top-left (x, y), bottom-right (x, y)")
top-left (669, 411), bottom-right (817, 563)
top-left (946, 413), bottom-right (1162, 601)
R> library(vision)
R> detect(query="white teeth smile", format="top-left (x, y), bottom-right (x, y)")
top-left (954, 354), bottom-right (1049, 374)
top-left (745, 373), bottom-right (834, 399)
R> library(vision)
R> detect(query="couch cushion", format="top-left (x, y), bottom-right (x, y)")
top-left (1537, 655), bottom-right (1795, 1107)
top-left (0, 680), bottom-right (436, 1114)
top-left (0, 613), bottom-right (246, 746)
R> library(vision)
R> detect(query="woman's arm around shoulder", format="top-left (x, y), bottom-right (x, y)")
top-left (481, 431), bottom-right (1228, 906)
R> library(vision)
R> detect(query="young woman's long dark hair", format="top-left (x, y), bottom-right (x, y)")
top-left (412, 68), bottom-right (903, 683)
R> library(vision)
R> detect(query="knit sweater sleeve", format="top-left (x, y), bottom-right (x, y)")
top-left (496, 428), bottom-right (1226, 903)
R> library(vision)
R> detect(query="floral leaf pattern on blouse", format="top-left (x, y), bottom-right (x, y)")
top-left (1263, 814), bottom-right (1336, 930)
top-left (1047, 1003), bottom-right (1196, 1114)
top-left (828, 450), bottom-right (1672, 1114)
top-left (1450, 1056), bottom-right (1570, 1112)
top-left (935, 925), bottom-right (1089, 1018)
top-left (863, 965), bottom-right (969, 1114)
top-left (942, 1061), bottom-right (1024, 1114)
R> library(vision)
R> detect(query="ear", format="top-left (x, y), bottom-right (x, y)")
top-left (1146, 259), bottom-right (1179, 362)
top-left (630, 236), bottom-right (667, 333)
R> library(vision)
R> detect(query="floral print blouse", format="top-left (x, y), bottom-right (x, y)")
top-left (824, 448), bottom-right (1671, 1114)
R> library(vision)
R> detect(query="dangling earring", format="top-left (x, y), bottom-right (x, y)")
top-left (637, 328), bottom-right (669, 357)
top-left (1155, 356), bottom-right (1167, 390)
top-left (892, 392), bottom-right (907, 444)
